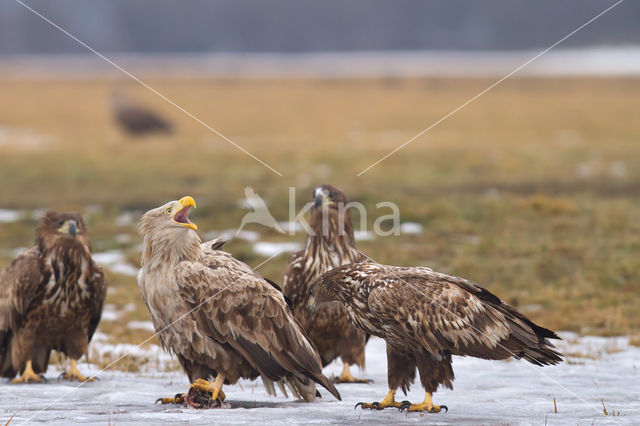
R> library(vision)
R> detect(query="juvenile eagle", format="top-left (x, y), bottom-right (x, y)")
top-left (283, 185), bottom-right (370, 383)
top-left (0, 212), bottom-right (106, 383)
top-left (111, 90), bottom-right (173, 136)
top-left (138, 196), bottom-right (341, 408)
top-left (310, 262), bottom-right (562, 413)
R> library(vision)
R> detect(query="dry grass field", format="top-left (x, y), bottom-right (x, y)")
top-left (1, 76), bottom-right (639, 359)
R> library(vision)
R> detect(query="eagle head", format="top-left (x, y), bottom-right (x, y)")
top-left (139, 196), bottom-right (200, 268)
top-left (37, 211), bottom-right (90, 251)
top-left (307, 267), bottom-right (351, 314)
top-left (310, 184), bottom-right (353, 238)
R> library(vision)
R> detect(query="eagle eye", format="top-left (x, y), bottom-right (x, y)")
top-left (166, 208), bottom-right (172, 215)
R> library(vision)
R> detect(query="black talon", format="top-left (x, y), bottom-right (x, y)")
top-left (39, 374), bottom-right (48, 383)
top-left (398, 401), bottom-right (411, 412)
top-left (155, 398), bottom-right (163, 405)
top-left (354, 402), bottom-right (364, 410)
top-left (440, 405), bottom-right (448, 413)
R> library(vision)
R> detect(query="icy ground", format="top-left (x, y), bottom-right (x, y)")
top-left (1, 335), bottom-right (638, 425)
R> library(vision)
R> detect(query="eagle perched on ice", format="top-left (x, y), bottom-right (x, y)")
top-left (283, 185), bottom-right (370, 383)
top-left (310, 262), bottom-right (562, 413)
top-left (138, 196), bottom-right (341, 408)
top-left (0, 212), bottom-right (106, 383)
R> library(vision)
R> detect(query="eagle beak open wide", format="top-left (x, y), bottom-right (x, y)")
top-left (58, 219), bottom-right (77, 237)
top-left (172, 196), bottom-right (198, 230)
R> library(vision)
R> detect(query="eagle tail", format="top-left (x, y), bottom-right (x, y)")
top-left (0, 331), bottom-right (17, 378)
top-left (501, 310), bottom-right (563, 366)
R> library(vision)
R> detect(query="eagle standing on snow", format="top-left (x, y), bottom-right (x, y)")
top-left (138, 196), bottom-right (340, 408)
top-left (283, 185), bottom-right (370, 383)
top-left (0, 212), bottom-right (106, 383)
top-left (310, 262), bottom-right (562, 413)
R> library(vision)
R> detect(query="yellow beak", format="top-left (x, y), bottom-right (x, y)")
top-left (179, 196), bottom-right (196, 209)
top-left (173, 196), bottom-right (197, 230)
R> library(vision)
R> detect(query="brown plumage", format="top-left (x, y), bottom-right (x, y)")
top-left (311, 262), bottom-right (562, 412)
top-left (111, 90), bottom-right (173, 136)
top-left (0, 211), bottom-right (106, 383)
top-left (138, 196), bottom-right (340, 408)
top-left (283, 185), bottom-right (370, 383)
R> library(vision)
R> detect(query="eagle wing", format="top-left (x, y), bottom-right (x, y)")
top-left (87, 263), bottom-right (107, 342)
top-left (367, 267), bottom-right (561, 364)
top-left (174, 249), bottom-right (340, 400)
top-left (0, 247), bottom-right (46, 376)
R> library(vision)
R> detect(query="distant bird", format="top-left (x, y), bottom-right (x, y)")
top-left (310, 262), bottom-right (562, 413)
top-left (283, 185), bottom-right (370, 383)
top-left (138, 196), bottom-right (340, 408)
top-left (110, 90), bottom-right (173, 136)
top-left (0, 212), bottom-right (106, 383)
top-left (237, 187), bottom-right (284, 234)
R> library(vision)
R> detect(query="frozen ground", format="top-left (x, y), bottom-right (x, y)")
top-left (1, 335), bottom-right (638, 425)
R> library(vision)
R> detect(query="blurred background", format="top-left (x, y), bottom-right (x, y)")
top-left (1, 0), bottom-right (639, 369)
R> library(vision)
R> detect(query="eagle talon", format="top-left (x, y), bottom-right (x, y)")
top-left (156, 393), bottom-right (185, 405)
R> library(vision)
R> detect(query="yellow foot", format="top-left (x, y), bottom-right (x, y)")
top-left (333, 363), bottom-right (372, 384)
top-left (191, 378), bottom-right (226, 401)
top-left (355, 390), bottom-right (403, 410)
top-left (11, 371), bottom-right (45, 384)
top-left (59, 360), bottom-right (95, 382)
top-left (156, 393), bottom-right (185, 405)
top-left (398, 392), bottom-right (448, 413)
top-left (11, 360), bottom-right (45, 384)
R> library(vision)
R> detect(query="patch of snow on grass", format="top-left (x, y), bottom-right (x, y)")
top-left (93, 250), bottom-right (138, 277)
top-left (354, 230), bottom-right (375, 241)
top-left (400, 222), bottom-right (424, 234)
top-left (252, 242), bottom-right (301, 257)
top-left (0, 208), bottom-right (23, 223)
top-left (128, 321), bottom-right (156, 332)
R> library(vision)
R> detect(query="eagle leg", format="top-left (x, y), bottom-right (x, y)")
top-left (11, 360), bottom-right (45, 384)
top-left (183, 375), bottom-right (230, 409)
top-left (190, 377), bottom-right (226, 401)
top-left (60, 359), bottom-right (95, 382)
top-left (333, 363), bottom-right (372, 384)
top-left (355, 389), bottom-right (404, 410)
top-left (155, 393), bottom-right (185, 405)
top-left (398, 392), bottom-right (448, 413)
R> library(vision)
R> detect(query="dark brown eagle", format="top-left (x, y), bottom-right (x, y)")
top-left (0, 211), bottom-right (106, 383)
top-left (138, 196), bottom-right (341, 408)
top-left (111, 90), bottom-right (173, 136)
top-left (283, 185), bottom-right (370, 383)
top-left (310, 262), bottom-right (562, 413)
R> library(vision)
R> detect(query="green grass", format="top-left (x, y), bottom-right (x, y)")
top-left (0, 76), bottom-right (639, 355)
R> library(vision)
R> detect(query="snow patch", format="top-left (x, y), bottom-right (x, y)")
top-left (0, 208), bottom-right (24, 223)
top-left (128, 321), bottom-right (156, 332)
top-left (400, 222), bottom-right (424, 235)
top-left (252, 241), bottom-right (301, 257)
top-left (93, 250), bottom-right (138, 277)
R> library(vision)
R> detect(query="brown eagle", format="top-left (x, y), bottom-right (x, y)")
top-left (283, 185), bottom-right (370, 383)
top-left (111, 90), bottom-right (173, 136)
top-left (0, 211), bottom-right (106, 383)
top-left (138, 196), bottom-right (341, 408)
top-left (310, 262), bottom-right (562, 413)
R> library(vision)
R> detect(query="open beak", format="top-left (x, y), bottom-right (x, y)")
top-left (172, 196), bottom-right (198, 230)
